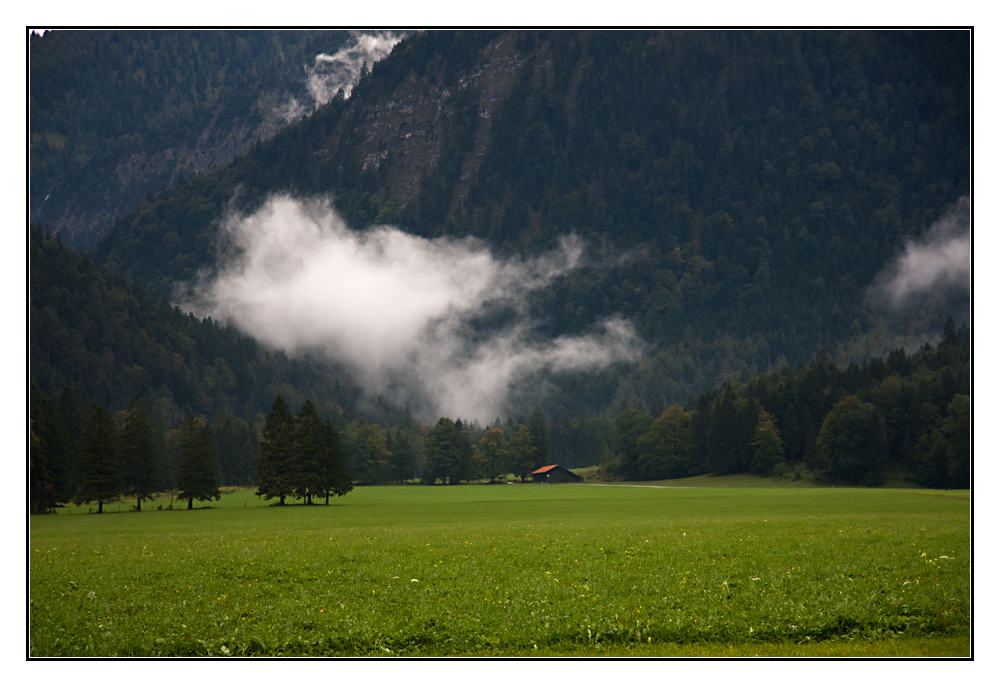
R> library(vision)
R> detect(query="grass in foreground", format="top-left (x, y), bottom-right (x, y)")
top-left (29, 484), bottom-right (969, 656)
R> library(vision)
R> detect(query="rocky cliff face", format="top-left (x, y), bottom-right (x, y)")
top-left (340, 33), bottom-right (527, 206)
top-left (32, 88), bottom-right (303, 247)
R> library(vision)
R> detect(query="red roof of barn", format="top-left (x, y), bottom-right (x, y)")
top-left (531, 465), bottom-right (559, 474)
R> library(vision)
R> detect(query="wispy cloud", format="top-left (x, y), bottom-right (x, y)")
top-left (869, 197), bottom-right (970, 313)
top-left (177, 195), bottom-right (644, 423)
top-left (306, 31), bottom-right (404, 106)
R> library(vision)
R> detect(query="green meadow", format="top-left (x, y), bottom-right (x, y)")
top-left (28, 484), bottom-right (969, 657)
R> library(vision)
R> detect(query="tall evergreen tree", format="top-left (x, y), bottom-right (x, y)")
top-left (349, 423), bottom-right (392, 485)
top-left (29, 417), bottom-right (53, 515)
top-left (943, 394), bottom-right (970, 488)
top-left (73, 405), bottom-right (119, 513)
top-left (176, 415), bottom-right (221, 509)
top-left (387, 429), bottom-right (419, 483)
top-left (30, 389), bottom-right (71, 512)
top-left (119, 396), bottom-right (156, 511)
top-left (528, 407), bottom-right (552, 469)
top-left (295, 400), bottom-right (328, 504)
top-left (256, 395), bottom-right (297, 505)
top-left (321, 422), bottom-right (352, 503)
top-left (423, 418), bottom-right (470, 484)
top-left (750, 409), bottom-right (784, 476)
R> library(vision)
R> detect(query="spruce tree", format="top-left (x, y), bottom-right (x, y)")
top-left (74, 405), bottom-right (120, 514)
top-left (750, 409), bottom-right (784, 476)
top-left (387, 429), bottom-right (418, 483)
top-left (528, 408), bottom-right (551, 468)
top-left (324, 424), bottom-right (352, 503)
top-left (119, 396), bottom-right (156, 511)
top-left (423, 418), bottom-right (469, 484)
top-left (257, 395), bottom-right (296, 505)
top-left (295, 400), bottom-right (327, 504)
top-left (176, 415), bottom-right (221, 509)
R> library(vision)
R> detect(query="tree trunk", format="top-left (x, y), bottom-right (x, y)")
top-left (187, 498), bottom-right (193, 510)
top-left (137, 495), bottom-right (141, 512)
top-left (97, 501), bottom-right (103, 514)
top-left (279, 495), bottom-right (285, 506)
top-left (325, 494), bottom-right (330, 505)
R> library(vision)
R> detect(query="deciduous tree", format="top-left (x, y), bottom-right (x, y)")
top-left (815, 395), bottom-right (887, 485)
top-left (635, 404), bottom-right (692, 480)
top-left (479, 427), bottom-right (509, 482)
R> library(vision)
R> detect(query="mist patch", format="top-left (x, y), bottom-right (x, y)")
top-left (177, 195), bottom-right (644, 423)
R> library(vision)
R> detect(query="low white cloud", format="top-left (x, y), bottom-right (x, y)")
top-left (870, 197), bottom-right (970, 310)
top-left (178, 195), bottom-right (644, 423)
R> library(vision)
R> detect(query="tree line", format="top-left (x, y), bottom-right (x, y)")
top-left (603, 319), bottom-right (970, 488)
top-left (30, 392), bottom-right (225, 514)
top-left (30, 319), bottom-right (968, 515)
top-left (29, 385), bottom-right (566, 514)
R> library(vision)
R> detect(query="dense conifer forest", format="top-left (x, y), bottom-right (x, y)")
top-left (29, 30), bottom-right (971, 510)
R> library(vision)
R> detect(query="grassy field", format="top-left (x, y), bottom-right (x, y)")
top-left (28, 484), bottom-right (970, 657)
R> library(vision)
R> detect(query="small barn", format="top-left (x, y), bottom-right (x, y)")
top-left (531, 464), bottom-right (582, 483)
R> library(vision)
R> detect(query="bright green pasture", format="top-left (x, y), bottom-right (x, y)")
top-left (29, 485), bottom-right (969, 657)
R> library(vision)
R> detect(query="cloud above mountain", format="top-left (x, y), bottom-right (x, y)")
top-left (177, 195), bottom-right (644, 423)
top-left (306, 31), bottom-right (405, 106)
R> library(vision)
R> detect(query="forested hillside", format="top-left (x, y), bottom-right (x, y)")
top-left (30, 31), bottom-right (970, 505)
top-left (30, 225), bottom-right (378, 425)
top-left (29, 30), bottom-right (355, 246)
top-left (92, 30), bottom-right (971, 415)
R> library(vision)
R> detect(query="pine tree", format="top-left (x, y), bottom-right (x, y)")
top-left (387, 429), bottom-right (418, 483)
top-left (74, 405), bottom-right (120, 513)
top-left (350, 423), bottom-right (392, 484)
top-left (750, 409), bottom-right (784, 476)
top-left (528, 407), bottom-right (551, 469)
top-left (295, 400), bottom-right (328, 504)
top-left (119, 396), bottom-right (156, 511)
top-left (257, 395), bottom-right (296, 505)
top-left (176, 415), bottom-right (221, 509)
top-left (943, 394), bottom-right (970, 488)
top-left (322, 422), bottom-right (352, 503)
top-left (423, 418), bottom-right (470, 484)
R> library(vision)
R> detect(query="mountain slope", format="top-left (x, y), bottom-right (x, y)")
top-left (89, 30), bottom-right (971, 414)
top-left (29, 29), bottom-right (358, 247)
top-left (29, 225), bottom-right (381, 426)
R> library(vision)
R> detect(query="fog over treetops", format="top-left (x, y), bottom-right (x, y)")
top-left (177, 195), bottom-right (644, 423)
